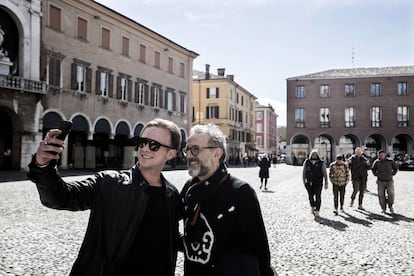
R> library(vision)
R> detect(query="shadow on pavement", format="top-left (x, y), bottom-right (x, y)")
top-left (314, 216), bottom-right (348, 231)
top-left (261, 190), bottom-right (275, 193)
top-left (339, 211), bottom-right (373, 227)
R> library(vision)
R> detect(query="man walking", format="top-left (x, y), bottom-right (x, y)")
top-left (348, 147), bottom-right (370, 210)
top-left (371, 150), bottom-right (398, 214)
top-left (302, 149), bottom-right (328, 217)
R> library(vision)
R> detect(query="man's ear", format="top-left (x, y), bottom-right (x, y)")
top-left (214, 148), bottom-right (224, 160)
top-left (167, 149), bottom-right (177, 161)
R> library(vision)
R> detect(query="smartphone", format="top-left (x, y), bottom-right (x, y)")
top-left (47, 120), bottom-right (73, 154)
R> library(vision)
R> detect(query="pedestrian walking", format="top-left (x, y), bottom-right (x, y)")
top-left (181, 123), bottom-right (275, 276)
top-left (371, 150), bottom-right (398, 214)
top-left (28, 118), bottom-right (183, 276)
top-left (258, 155), bottom-right (271, 190)
top-left (272, 154), bottom-right (278, 168)
top-left (302, 149), bottom-right (328, 217)
top-left (348, 147), bottom-right (371, 210)
top-left (329, 154), bottom-right (350, 215)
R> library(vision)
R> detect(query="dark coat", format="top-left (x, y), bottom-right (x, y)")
top-left (181, 164), bottom-right (274, 276)
top-left (28, 157), bottom-right (181, 276)
top-left (258, 157), bottom-right (271, 178)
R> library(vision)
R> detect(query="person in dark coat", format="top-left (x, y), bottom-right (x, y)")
top-left (27, 118), bottom-right (182, 276)
top-left (181, 124), bottom-right (275, 276)
top-left (302, 149), bottom-right (328, 217)
top-left (258, 156), bottom-right (271, 190)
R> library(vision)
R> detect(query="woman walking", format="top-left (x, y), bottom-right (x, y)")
top-left (329, 154), bottom-right (350, 215)
top-left (258, 155), bottom-right (271, 190)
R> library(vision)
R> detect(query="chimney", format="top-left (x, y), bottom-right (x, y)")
top-left (217, 68), bottom-right (225, 77)
top-left (205, 64), bottom-right (210, 80)
top-left (227, 74), bottom-right (234, 81)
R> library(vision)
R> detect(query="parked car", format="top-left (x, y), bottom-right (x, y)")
top-left (397, 157), bottom-right (414, 171)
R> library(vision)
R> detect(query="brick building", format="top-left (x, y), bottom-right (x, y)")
top-left (255, 102), bottom-right (278, 156)
top-left (286, 66), bottom-right (414, 165)
top-left (0, 0), bottom-right (197, 170)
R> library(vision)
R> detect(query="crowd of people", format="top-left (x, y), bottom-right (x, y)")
top-left (302, 146), bottom-right (398, 217)
top-left (27, 116), bottom-right (401, 275)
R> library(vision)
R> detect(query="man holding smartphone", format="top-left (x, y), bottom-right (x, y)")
top-left (28, 118), bottom-right (182, 276)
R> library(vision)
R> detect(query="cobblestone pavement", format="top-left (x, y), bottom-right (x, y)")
top-left (1, 164), bottom-right (414, 275)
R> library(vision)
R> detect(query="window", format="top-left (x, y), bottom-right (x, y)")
top-left (140, 44), bottom-right (146, 63)
top-left (122, 37), bottom-right (129, 56)
top-left (397, 106), bottom-right (409, 127)
top-left (206, 106), bottom-right (219, 119)
top-left (371, 83), bottom-right (381, 96)
top-left (101, 27), bottom-right (110, 49)
top-left (371, 106), bottom-right (382, 127)
top-left (241, 96), bottom-right (244, 106)
top-left (168, 57), bottom-right (173, 74)
top-left (180, 62), bottom-right (185, 78)
top-left (77, 17), bottom-right (87, 40)
top-left (96, 66), bottom-right (113, 97)
top-left (154, 51), bottom-right (160, 68)
top-left (76, 65), bottom-right (86, 92)
top-left (345, 84), bottom-right (355, 97)
top-left (179, 93), bottom-right (186, 113)
top-left (296, 85), bottom-right (304, 98)
top-left (320, 85), bottom-right (329, 97)
top-left (295, 108), bottom-right (305, 128)
top-left (256, 112), bottom-right (262, 120)
top-left (256, 123), bottom-right (263, 132)
top-left (47, 55), bottom-right (61, 87)
top-left (166, 90), bottom-right (174, 111)
top-left (135, 82), bottom-right (145, 104)
top-left (398, 82), bottom-right (408, 95)
top-left (344, 107), bottom-right (355, 127)
top-left (207, 87), bottom-right (219, 98)
top-left (256, 136), bottom-right (262, 147)
top-left (49, 5), bottom-right (61, 31)
top-left (118, 77), bottom-right (128, 101)
top-left (151, 86), bottom-right (160, 107)
top-left (320, 107), bottom-right (330, 128)
top-left (99, 71), bottom-right (109, 96)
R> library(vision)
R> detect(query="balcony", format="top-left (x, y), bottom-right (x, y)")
top-left (239, 122), bottom-right (250, 129)
top-left (0, 74), bottom-right (47, 94)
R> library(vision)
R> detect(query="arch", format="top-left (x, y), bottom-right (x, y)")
top-left (43, 111), bottom-right (64, 129)
top-left (115, 120), bottom-right (132, 137)
top-left (71, 115), bottom-right (90, 132)
top-left (95, 118), bottom-right (112, 134)
top-left (290, 134), bottom-right (310, 165)
top-left (314, 135), bottom-right (334, 164)
top-left (133, 123), bottom-right (145, 137)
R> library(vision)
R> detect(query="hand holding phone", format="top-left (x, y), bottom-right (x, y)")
top-left (47, 120), bottom-right (73, 155)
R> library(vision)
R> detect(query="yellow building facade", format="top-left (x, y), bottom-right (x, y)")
top-left (192, 66), bottom-right (257, 164)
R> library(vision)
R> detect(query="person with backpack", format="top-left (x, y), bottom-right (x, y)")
top-left (302, 149), bottom-right (328, 217)
top-left (329, 154), bottom-right (350, 215)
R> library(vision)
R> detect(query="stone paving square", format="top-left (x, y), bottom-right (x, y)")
top-left (1, 164), bottom-right (413, 275)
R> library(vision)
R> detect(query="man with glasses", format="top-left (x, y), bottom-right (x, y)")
top-left (181, 124), bottom-right (275, 276)
top-left (28, 118), bottom-right (182, 276)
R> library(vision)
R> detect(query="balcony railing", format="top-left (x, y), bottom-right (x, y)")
top-left (0, 74), bottom-right (47, 94)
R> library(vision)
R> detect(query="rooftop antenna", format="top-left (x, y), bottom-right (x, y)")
top-left (352, 47), bottom-right (355, 68)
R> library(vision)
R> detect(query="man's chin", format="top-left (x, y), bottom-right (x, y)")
top-left (188, 167), bottom-right (200, 177)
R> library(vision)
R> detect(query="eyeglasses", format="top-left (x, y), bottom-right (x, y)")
top-left (137, 137), bottom-right (174, 152)
top-left (183, 145), bottom-right (218, 156)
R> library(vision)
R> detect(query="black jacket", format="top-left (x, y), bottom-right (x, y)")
top-left (181, 164), bottom-right (274, 276)
top-left (28, 157), bottom-right (181, 276)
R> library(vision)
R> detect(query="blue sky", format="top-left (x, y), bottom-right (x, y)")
top-left (96, 0), bottom-right (414, 126)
